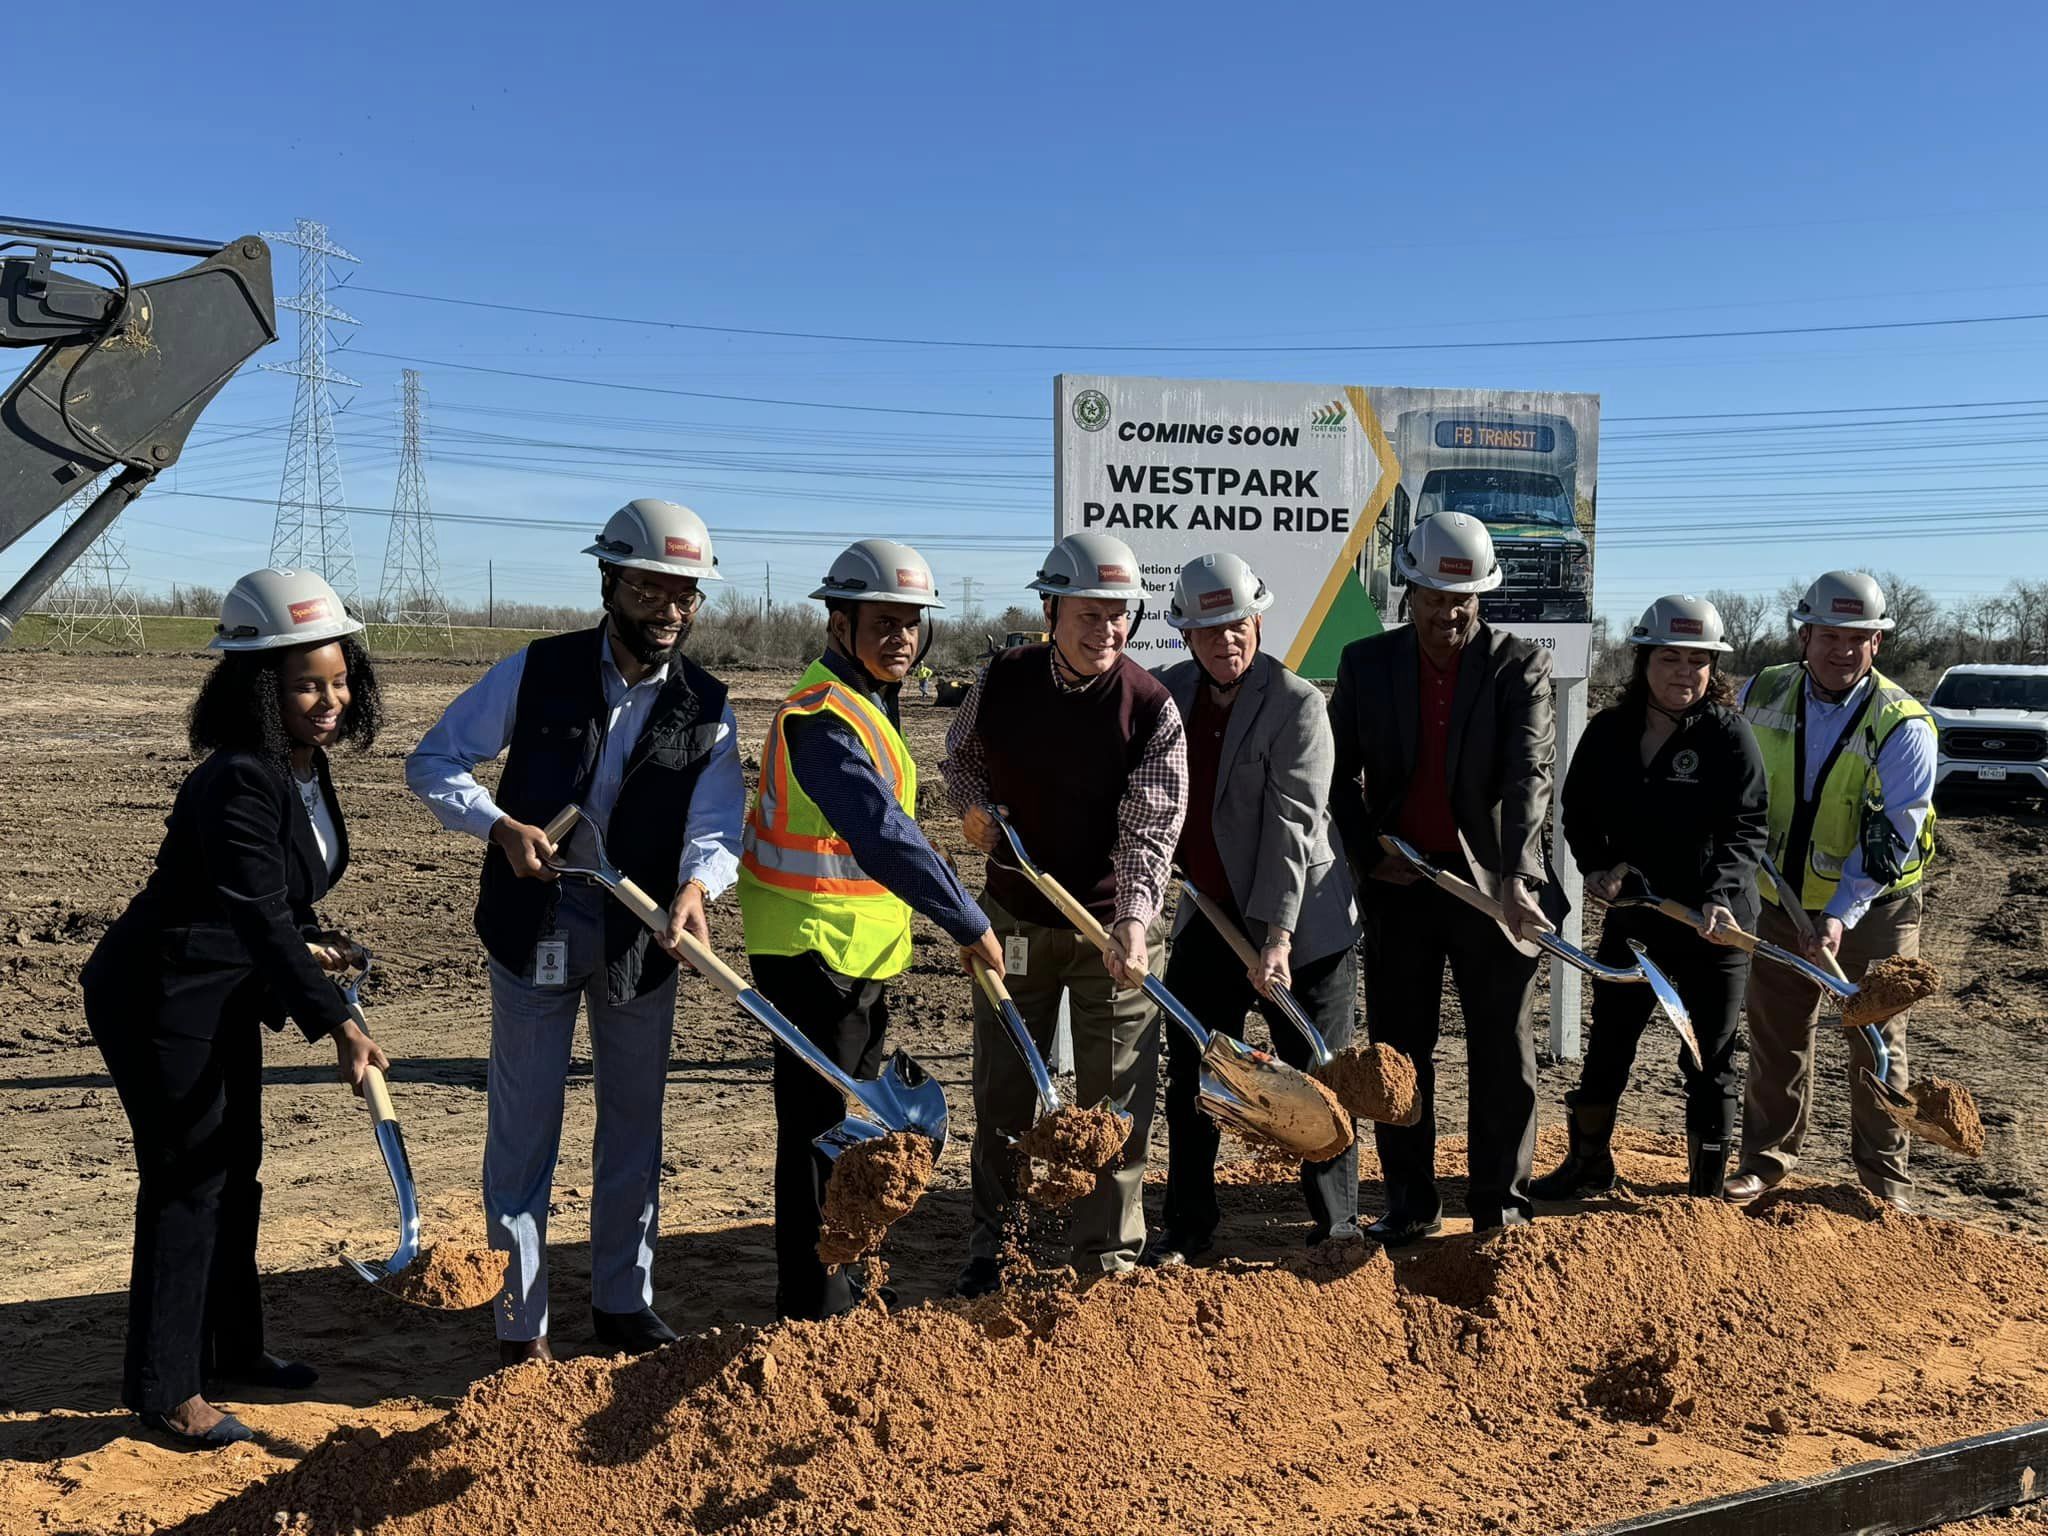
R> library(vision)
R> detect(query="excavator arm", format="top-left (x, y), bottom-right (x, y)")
top-left (0, 218), bottom-right (275, 645)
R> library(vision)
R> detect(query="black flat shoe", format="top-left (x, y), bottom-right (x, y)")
top-left (1365, 1211), bottom-right (1444, 1248)
top-left (138, 1409), bottom-right (255, 1450)
top-left (207, 1353), bottom-right (319, 1390)
top-left (591, 1306), bottom-right (679, 1355)
top-left (1143, 1231), bottom-right (1217, 1268)
top-left (953, 1256), bottom-right (1003, 1299)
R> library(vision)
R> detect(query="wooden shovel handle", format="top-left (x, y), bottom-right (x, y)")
top-left (970, 956), bottom-right (1012, 1010)
top-left (361, 1063), bottom-right (397, 1125)
top-left (1184, 883), bottom-right (1262, 971)
top-left (607, 870), bottom-right (754, 1002)
top-left (1655, 897), bottom-right (1760, 953)
top-left (1011, 861), bottom-right (1115, 956)
top-left (1761, 861), bottom-right (1855, 986)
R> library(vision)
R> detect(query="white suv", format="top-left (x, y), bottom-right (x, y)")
top-left (1929, 663), bottom-right (2048, 798)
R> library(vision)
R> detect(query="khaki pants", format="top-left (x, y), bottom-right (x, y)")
top-left (968, 890), bottom-right (1165, 1275)
top-left (1739, 888), bottom-right (1922, 1205)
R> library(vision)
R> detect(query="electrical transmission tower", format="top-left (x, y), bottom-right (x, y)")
top-left (375, 369), bottom-right (452, 647)
top-left (44, 473), bottom-right (145, 649)
top-left (263, 219), bottom-right (362, 603)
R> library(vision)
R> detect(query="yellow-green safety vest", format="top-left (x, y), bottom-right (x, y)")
top-left (1741, 662), bottom-right (1936, 911)
top-left (738, 659), bottom-right (918, 980)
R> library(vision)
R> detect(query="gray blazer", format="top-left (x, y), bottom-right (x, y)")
top-left (1161, 649), bottom-right (1360, 964)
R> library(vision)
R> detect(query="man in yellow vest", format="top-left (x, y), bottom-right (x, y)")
top-left (1726, 571), bottom-right (1937, 1209)
top-left (739, 539), bottom-right (1004, 1319)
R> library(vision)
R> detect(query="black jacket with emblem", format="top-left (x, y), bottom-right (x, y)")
top-left (474, 626), bottom-right (729, 1002)
top-left (1561, 696), bottom-right (1768, 928)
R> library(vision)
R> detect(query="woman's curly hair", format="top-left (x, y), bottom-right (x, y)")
top-left (188, 634), bottom-right (383, 772)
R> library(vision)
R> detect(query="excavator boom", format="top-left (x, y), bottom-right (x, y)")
top-left (0, 218), bottom-right (276, 644)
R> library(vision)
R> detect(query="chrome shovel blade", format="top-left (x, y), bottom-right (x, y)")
top-left (1627, 940), bottom-right (1703, 1070)
top-left (343, 1117), bottom-right (422, 1286)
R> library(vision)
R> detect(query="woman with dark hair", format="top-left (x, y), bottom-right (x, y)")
top-left (1534, 594), bottom-right (1767, 1202)
top-left (81, 569), bottom-right (389, 1449)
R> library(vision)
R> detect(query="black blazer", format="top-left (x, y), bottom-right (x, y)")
top-left (82, 750), bottom-right (353, 1042)
top-left (1327, 622), bottom-right (1564, 930)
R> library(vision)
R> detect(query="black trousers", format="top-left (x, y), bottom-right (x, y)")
top-left (85, 995), bottom-right (268, 1414)
top-left (749, 951), bottom-right (889, 1321)
top-left (1575, 908), bottom-right (1748, 1139)
top-left (1360, 870), bottom-right (1541, 1227)
top-left (1161, 911), bottom-right (1360, 1245)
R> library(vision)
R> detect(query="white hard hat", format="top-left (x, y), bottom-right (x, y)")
top-left (1629, 593), bottom-right (1733, 653)
top-left (1166, 552), bottom-right (1273, 630)
top-left (584, 499), bottom-right (723, 581)
top-left (1789, 570), bottom-right (1893, 632)
top-left (811, 538), bottom-right (946, 610)
top-left (209, 568), bottom-right (364, 652)
top-left (1027, 532), bottom-right (1147, 600)
top-left (1395, 513), bottom-right (1503, 594)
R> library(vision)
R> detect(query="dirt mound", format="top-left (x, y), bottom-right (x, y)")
top-left (173, 1198), bottom-right (2048, 1536)
top-left (1911, 1075), bottom-right (1987, 1157)
top-left (1313, 1042), bottom-right (1420, 1125)
top-left (815, 1131), bottom-right (935, 1266)
top-left (1017, 1104), bottom-right (1128, 1171)
top-left (377, 1244), bottom-right (509, 1311)
top-left (1846, 954), bottom-right (1942, 1026)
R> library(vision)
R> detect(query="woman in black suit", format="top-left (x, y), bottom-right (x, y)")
top-left (82, 568), bottom-right (389, 1448)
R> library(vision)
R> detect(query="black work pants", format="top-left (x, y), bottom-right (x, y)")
top-left (1160, 910), bottom-right (1360, 1245)
top-left (749, 951), bottom-right (890, 1321)
top-left (1575, 908), bottom-right (1748, 1139)
top-left (85, 992), bottom-right (269, 1414)
top-left (1360, 869), bottom-right (1541, 1227)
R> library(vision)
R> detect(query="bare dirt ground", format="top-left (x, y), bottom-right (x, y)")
top-left (2, 651), bottom-right (2044, 1533)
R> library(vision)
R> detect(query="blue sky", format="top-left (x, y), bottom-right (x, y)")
top-left (6, 0), bottom-right (2047, 626)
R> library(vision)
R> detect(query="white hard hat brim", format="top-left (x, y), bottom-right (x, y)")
top-left (807, 582), bottom-right (947, 610)
top-left (1788, 609), bottom-right (1892, 632)
top-left (1164, 593), bottom-right (1274, 630)
top-left (1026, 579), bottom-right (1145, 600)
top-left (585, 542), bottom-right (724, 580)
top-left (1627, 633), bottom-right (1733, 653)
top-left (207, 614), bottom-right (366, 652)
top-left (1395, 546), bottom-right (1503, 594)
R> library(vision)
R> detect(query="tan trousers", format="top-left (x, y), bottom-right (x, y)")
top-left (1739, 889), bottom-right (1922, 1204)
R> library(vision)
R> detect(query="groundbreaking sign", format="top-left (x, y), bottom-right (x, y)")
top-left (1054, 375), bottom-right (1599, 679)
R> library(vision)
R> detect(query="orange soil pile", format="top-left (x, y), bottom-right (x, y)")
top-left (815, 1131), bottom-right (936, 1266)
top-left (1017, 1104), bottom-right (1128, 1171)
top-left (1314, 1042), bottom-right (1421, 1126)
top-left (376, 1243), bottom-right (508, 1311)
top-left (1911, 1074), bottom-right (1987, 1157)
top-left (1845, 953), bottom-right (1941, 1026)
top-left (177, 1196), bottom-right (2048, 1536)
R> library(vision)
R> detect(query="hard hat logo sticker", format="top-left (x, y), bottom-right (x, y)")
top-left (288, 598), bottom-right (332, 625)
top-left (895, 567), bottom-right (929, 590)
top-left (1097, 564), bottom-right (1132, 583)
top-left (1199, 588), bottom-right (1236, 611)
top-left (1831, 597), bottom-right (1865, 614)
top-left (1670, 617), bottom-right (1704, 636)
top-left (1438, 557), bottom-right (1474, 577)
top-left (665, 536), bottom-right (702, 559)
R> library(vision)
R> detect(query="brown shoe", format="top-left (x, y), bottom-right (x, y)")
top-left (1723, 1172), bottom-right (1770, 1205)
top-left (497, 1336), bottom-right (552, 1368)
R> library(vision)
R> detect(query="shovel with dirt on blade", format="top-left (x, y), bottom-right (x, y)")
top-left (1377, 834), bottom-right (1704, 1072)
top-left (1749, 855), bottom-right (1978, 1157)
top-left (984, 811), bottom-right (1353, 1163)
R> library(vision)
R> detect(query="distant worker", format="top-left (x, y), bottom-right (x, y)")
top-left (1725, 571), bottom-right (1937, 1209)
top-left (406, 500), bottom-right (744, 1363)
top-left (943, 532), bottom-right (1187, 1295)
top-left (1535, 595), bottom-right (1767, 1202)
top-left (1328, 514), bottom-right (1562, 1244)
top-left (913, 662), bottom-right (934, 700)
top-left (738, 540), bottom-right (1003, 1320)
top-left (1153, 553), bottom-right (1362, 1264)
top-left (82, 571), bottom-right (388, 1448)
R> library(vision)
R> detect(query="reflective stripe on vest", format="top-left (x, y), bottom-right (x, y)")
top-left (738, 659), bottom-right (918, 978)
top-left (1743, 663), bottom-right (1936, 909)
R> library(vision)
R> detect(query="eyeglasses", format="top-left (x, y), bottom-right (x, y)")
top-left (615, 575), bottom-right (704, 616)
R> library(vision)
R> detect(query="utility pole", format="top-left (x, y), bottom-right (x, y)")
top-left (375, 369), bottom-right (452, 648)
top-left (959, 575), bottom-right (976, 623)
top-left (263, 219), bottom-right (363, 604)
top-left (45, 472), bottom-right (145, 648)
top-left (487, 561), bottom-right (494, 628)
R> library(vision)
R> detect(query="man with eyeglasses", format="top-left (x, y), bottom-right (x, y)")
top-left (943, 531), bottom-right (1188, 1297)
top-left (406, 499), bottom-right (743, 1364)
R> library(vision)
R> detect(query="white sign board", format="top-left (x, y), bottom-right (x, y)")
top-left (1054, 375), bottom-right (1599, 679)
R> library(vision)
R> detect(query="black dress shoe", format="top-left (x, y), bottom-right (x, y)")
top-left (498, 1336), bottom-right (553, 1368)
top-left (138, 1409), bottom-right (255, 1450)
top-left (1143, 1231), bottom-right (1217, 1268)
top-left (953, 1256), bottom-right (1003, 1299)
top-left (591, 1307), bottom-right (679, 1355)
top-left (1472, 1210), bottom-right (1532, 1235)
top-left (207, 1352), bottom-right (319, 1390)
top-left (1365, 1211), bottom-right (1444, 1247)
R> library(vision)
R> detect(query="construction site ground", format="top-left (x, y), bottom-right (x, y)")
top-left (2, 651), bottom-right (2045, 1534)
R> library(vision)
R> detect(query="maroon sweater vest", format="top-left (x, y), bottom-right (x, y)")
top-left (977, 644), bottom-right (1171, 928)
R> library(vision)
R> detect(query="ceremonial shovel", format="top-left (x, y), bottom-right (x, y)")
top-left (1378, 834), bottom-right (1703, 1071)
top-left (335, 952), bottom-right (424, 1289)
top-left (986, 812), bottom-right (1351, 1160)
top-left (542, 804), bottom-right (948, 1157)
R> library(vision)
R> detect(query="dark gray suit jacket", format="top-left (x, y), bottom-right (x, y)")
top-left (1326, 622), bottom-right (1564, 945)
top-left (1160, 650), bottom-right (1359, 964)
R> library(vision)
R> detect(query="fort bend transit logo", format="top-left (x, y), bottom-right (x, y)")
top-left (1072, 389), bottom-right (1111, 432)
top-left (1310, 399), bottom-right (1347, 434)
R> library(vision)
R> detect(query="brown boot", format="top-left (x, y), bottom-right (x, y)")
top-left (498, 1336), bottom-right (552, 1368)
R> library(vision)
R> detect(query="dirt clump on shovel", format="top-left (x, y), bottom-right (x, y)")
top-left (816, 1130), bottom-right (936, 1266)
top-left (376, 1243), bottom-right (509, 1311)
top-left (1313, 1042), bottom-right (1420, 1126)
top-left (1845, 954), bottom-right (1941, 1027)
top-left (1019, 1105), bottom-right (1128, 1169)
top-left (1907, 1075), bottom-right (1986, 1157)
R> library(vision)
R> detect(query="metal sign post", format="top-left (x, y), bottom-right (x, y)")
top-left (1549, 675), bottom-right (1588, 1061)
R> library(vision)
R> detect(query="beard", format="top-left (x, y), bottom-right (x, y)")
top-left (606, 600), bottom-right (692, 668)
